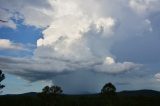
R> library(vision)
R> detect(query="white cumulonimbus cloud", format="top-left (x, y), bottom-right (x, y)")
top-left (1, 0), bottom-right (160, 81)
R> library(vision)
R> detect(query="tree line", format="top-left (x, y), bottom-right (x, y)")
top-left (40, 82), bottom-right (116, 96)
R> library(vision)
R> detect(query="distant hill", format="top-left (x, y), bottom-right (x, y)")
top-left (118, 89), bottom-right (160, 96)
top-left (2, 89), bottom-right (160, 96)
top-left (1, 89), bottom-right (160, 106)
top-left (18, 92), bottom-right (38, 96)
top-left (3, 92), bottom-right (38, 96)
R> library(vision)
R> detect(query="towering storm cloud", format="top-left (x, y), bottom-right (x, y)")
top-left (0, 0), bottom-right (160, 93)
top-left (34, 0), bottom-right (141, 74)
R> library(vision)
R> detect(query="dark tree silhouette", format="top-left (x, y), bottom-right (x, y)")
top-left (101, 82), bottom-right (116, 95)
top-left (42, 86), bottom-right (50, 94)
top-left (0, 70), bottom-right (5, 92)
top-left (50, 86), bottom-right (63, 94)
top-left (42, 85), bottom-right (63, 95)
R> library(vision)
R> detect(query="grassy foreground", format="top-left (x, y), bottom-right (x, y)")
top-left (0, 93), bottom-right (160, 106)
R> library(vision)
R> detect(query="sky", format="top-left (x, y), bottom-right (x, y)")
top-left (0, 0), bottom-right (160, 94)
